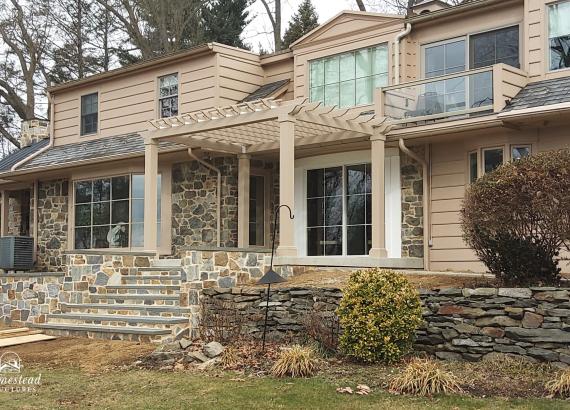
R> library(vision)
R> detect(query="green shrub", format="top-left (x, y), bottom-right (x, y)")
top-left (337, 269), bottom-right (422, 364)
top-left (461, 149), bottom-right (570, 286)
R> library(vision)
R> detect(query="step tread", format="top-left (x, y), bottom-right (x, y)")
top-left (60, 303), bottom-right (193, 313)
top-left (106, 285), bottom-right (180, 290)
top-left (89, 293), bottom-right (180, 300)
top-left (29, 323), bottom-right (171, 335)
top-left (47, 313), bottom-right (188, 324)
top-left (121, 275), bottom-right (183, 280)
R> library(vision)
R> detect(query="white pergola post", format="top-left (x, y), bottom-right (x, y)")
top-left (369, 134), bottom-right (388, 258)
top-left (237, 154), bottom-right (250, 248)
top-left (0, 190), bottom-right (8, 236)
top-left (276, 115), bottom-right (298, 257)
top-left (143, 137), bottom-right (159, 252)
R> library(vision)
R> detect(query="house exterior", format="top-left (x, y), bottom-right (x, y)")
top-left (2, 0), bottom-right (570, 339)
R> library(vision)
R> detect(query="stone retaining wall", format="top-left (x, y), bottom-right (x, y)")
top-left (201, 286), bottom-right (570, 366)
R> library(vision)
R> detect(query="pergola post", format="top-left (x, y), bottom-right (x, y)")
top-left (369, 134), bottom-right (388, 258)
top-left (143, 136), bottom-right (159, 252)
top-left (237, 154), bottom-right (250, 248)
top-left (0, 190), bottom-right (8, 237)
top-left (276, 115), bottom-right (298, 257)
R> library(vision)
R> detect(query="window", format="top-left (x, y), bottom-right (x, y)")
top-left (309, 44), bottom-right (388, 108)
top-left (512, 145), bottom-right (531, 160)
top-left (159, 74), bottom-right (178, 118)
top-left (249, 175), bottom-right (265, 246)
top-left (424, 39), bottom-right (467, 113)
top-left (307, 167), bottom-right (343, 256)
top-left (470, 26), bottom-right (520, 69)
top-left (483, 147), bottom-right (504, 174)
top-left (549, 1), bottom-right (570, 70)
top-left (74, 175), bottom-right (161, 249)
top-left (80, 93), bottom-right (98, 135)
top-left (306, 163), bottom-right (371, 256)
top-left (346, 164), bottom-right (372, 255)
top-left (469, 151), bottom-right (478, 184)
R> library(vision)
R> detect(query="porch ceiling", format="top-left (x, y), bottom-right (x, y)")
top-left (147, 98), bottom-right (389, 154)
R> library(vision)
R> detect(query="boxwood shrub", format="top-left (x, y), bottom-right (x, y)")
top-left (337, 269), bottom-right (422, 364)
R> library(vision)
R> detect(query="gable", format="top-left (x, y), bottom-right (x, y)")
top-left (291, 11), bottom-right (403, 49)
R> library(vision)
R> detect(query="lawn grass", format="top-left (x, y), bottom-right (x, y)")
top-left (2, 366), bottom-right (569, 410)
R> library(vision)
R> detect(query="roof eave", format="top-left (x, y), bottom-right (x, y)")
top-left (406, 0), bottom-right (523, 24)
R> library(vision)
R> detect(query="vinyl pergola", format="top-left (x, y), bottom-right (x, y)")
top-left (143, 98), bottom-right (390, 258)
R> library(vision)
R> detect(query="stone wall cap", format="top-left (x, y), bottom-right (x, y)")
top-left (63, 250), bottom-right (157, 257)
top-left (181, 246), bottom-right (272, 253)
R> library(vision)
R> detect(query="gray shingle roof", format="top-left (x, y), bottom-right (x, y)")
top-left (12, 133), bottom-right (185, 172)
top-left (502, 77), bottom-right (570, 112)
top-left (241, 79), bottom-right (290, 102)
top-left (0, 139), bottom-right (50, 172)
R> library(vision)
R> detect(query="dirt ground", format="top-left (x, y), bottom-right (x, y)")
top-left (0, 337), bottom-right (155, 374)
top-left (263, 270), bottom-right (496, 290)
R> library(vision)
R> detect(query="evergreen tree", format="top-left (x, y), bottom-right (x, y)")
top-left (282, 0), bottom-right (318, 49)
top-left (202, 0), bottom-right (251, 50)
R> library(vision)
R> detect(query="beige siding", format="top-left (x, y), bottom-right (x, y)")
top-left (261, 55), bottom-right (295, 100)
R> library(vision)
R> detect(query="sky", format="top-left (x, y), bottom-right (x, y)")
top-left (243, 0), bottom-right (372, 52)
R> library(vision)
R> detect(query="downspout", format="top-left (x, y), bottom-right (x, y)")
top-left (394, 23), bottom-right (412, 85)
top-left (399, 138), bottom-right (430, 271)
top-left (11, 91), bottom-right (55, 171)
top-left (187, 148), bottom-right (221, 247)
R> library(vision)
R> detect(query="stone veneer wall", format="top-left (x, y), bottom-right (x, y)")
top-left (171, 158), bottom-right (239, 256)
top-left (400, 147), bottom-right (424, 259)
top-left (201, 286), bottom-right (570, 366)
top-left (37, 180), bottom-right (69, 271)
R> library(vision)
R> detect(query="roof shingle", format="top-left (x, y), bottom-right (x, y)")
top-left (0, 139), bottom-right (50, 172)
top-left (502, 77), bottom-right (570, 112)
top-left (241, 79), bottom-right (290, 102)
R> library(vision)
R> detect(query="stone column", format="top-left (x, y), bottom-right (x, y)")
top-left (143, 136), bottom-right (159, 252)
top-left (276, 115), bottom-right (297, 257)
top-left (237, 154), bottom-right (250, 248)
top-left (369, 134), bottom-right (388, 258)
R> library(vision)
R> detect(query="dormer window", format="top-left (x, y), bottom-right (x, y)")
top-left (159, 73), bottom-right (179, 118)
top-left (309, 44), bottom-right (388, 108)
top-left (549, 0), bottom-right (570, 71)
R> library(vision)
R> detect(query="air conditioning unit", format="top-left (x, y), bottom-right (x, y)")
top-left (0, 236), bottom-right (34, 271)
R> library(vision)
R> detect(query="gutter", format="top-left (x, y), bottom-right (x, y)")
top-left (406, 0), bottom-right (521, 24)
top-left (11, 92), bottom-right (55, 171)
top-left (187, 148), bottom-right (221, 247)
top-left (394, 23), bottom-right (412, 85)
top-left (399, 138), bottom-right (431, 270)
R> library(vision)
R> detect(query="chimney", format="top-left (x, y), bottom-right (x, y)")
top-left (20, 119), bottom-right (49, 148)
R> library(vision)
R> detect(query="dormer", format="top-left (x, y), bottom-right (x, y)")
top-left (411, 0), bottom-right (451, 15)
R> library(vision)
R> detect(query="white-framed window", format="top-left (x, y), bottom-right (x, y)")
top-left (305, 163), bottom-right (372, 256)
top-left (468, 151), bottom-right (478, 184)
top-left (549, 0), bottom-right (570, 71)
top-left (80, 93), bottom-right (98, 136)
top-left (511, 145), bottom-right (531, 160)
top-left (158, 73), bottom-right (179, 118)
top-left (309, 44), bottom-right (389, 108)
top-left (73, 174), bottom-right (161, 249)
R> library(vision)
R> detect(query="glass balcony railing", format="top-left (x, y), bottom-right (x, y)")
top-left (381, 67), bottom-right (495, 122)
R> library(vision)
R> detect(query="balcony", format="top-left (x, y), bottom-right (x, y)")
top-left (378, 64), bottom-right (528, 125)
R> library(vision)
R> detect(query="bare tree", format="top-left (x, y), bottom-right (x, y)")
top-left (356, 0), bottom-right (367, 11)
top-left (0, 0), bottom-right (52, 149)
top-left (259, 0), bottom-right (282, 52)
top-left (373, 0), bottom-right (464, 14)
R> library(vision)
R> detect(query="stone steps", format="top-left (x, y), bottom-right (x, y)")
top-left (105, 284), bottom-right (180, 292)
top-left (47, 313), bottom-right (188, 325)
top-left (89, 293), bottom-right (180, 302)
top-left (29, 322), bottom-right (171, 342)
top-left (60, 303), bottom-right (193, 315)
top-left (121, 275), bottom-right (183, 282)
top-left (137, 267), bottom-right (183, 272)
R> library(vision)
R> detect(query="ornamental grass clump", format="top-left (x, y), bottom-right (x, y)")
top-left (271, 345), bottom-right (319, 378)
top-left (219, 346), bottom-right (240, 369)
top-left (389, 358), bottom-right (463, 396)
top-left (546, 369), bottom-right (570, 398)
top-left (461, 149), bottom-right (570, 286)
top-left (337, 269), bottom-right (422, 364)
